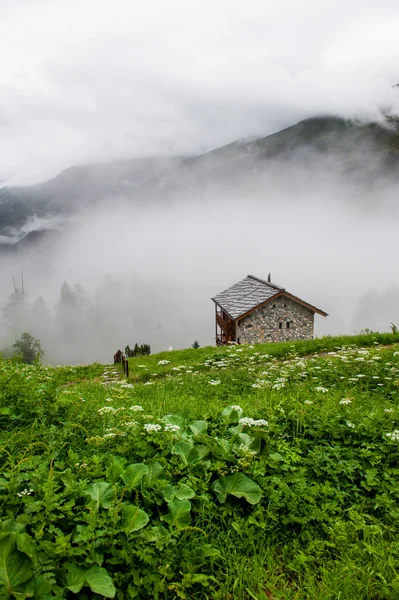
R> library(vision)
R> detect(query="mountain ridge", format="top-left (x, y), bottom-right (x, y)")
top-left (1, 115), bottom-right (398, 250)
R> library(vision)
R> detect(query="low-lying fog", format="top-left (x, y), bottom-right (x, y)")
top-left (1, 155), bottom-right (399, 364)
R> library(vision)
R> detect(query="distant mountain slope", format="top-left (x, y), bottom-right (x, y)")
top-left (1, 116), bottom-right (398, 249)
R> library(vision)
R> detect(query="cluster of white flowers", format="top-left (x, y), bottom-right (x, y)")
top-left (17, 488), bottom-right (33, 497)
top-left (315, 386), bottom-right (329, 393)
top-left (209, 380), bottom-right (221, 385)
top-left (339, 398), bottom-right (352, 405)
top-left (120, 383), bottom-right (134, 389)
top-left (239, 417), bottom-right (269, 427)
top-left (105, 398), bottom-right (113, 402)
top-left (238, 444), bottom-right (257, 456)
top-left (98, 406), bottom-right (117, 415)
top-left (164, 424), bottom-right (180, 432)
top-left (158, 360), bottom-right (171, 365)
top-left (384, 408), bottom-right (394, 413)
top-left (144, 423), bottom-right (162, 433)
top-left (272, 383), bottom-right (285, 390)
top-left (129, 405), bottom-right (144, 411)
top-left (252, 383), bottom-right (261, 389)
top-left (230, 405), bottom-right (242, 411)
top-left (103, 432), bottom-right (117, 438)
top-left (304, 400), bottom-right (313, 405)
top-left (144, 382), bottom-right (154, 386)
top-left (346, 421), bottom-right (355, 428)
top-left (386, 430), bottom-right (399, 441)
top-left (75, 462), bottom-right (88, 469)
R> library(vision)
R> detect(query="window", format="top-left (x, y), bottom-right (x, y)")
top-left (286, 321), bottom-right (290, 329)
top-left (279, 321), bottom-right (283, 329)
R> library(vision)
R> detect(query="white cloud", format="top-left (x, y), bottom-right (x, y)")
top-left (1, 0), bottom-right (399, 183)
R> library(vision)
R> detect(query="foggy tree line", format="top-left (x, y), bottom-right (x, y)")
top-left (0, 279), bottom-right (149, 364)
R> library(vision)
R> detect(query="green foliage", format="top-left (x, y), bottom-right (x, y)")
top-left (191, 340), bottom-right (200, 349)
top-left (1, 333), bottom-right (399, 597)
top-left (125, 343), bottom-right (151, 357)
top-left (12, 332), bottom-right (43, 364)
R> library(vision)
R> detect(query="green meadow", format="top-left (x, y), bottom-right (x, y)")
top-left (1, 332), bottom-right (399, 599)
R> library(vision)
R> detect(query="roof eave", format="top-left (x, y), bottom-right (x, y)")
top-left (234, 290), bottom-right (328, 321)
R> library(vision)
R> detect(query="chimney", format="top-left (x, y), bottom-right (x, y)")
top-left (267, 273), bottom-right (271, 283)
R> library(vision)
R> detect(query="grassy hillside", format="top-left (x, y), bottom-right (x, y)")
top-left (1, 333), bottom-right (399, 598)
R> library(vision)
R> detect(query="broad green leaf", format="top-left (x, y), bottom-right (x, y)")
top-left (120, 464), bottom-right (148, 488)
top-left (175, 484), bottom-right (195, 500)
top-left (172, 441), bottom-right (193, 466)
top-left (65, 562), bottom-right (86, 594)
top-left (162, 484), bottom-right (176, 503)
top-left (212, 473), bottom-right (262, 505)
top-left (60, 469), bottom-right (77, 490)
top-left (121, 505), bottom-right (149, 533)
top-left (143, 462), bottom-right (165, 485)
top-left (85, 482), bottom-right (114, 510)
top-left (268, 452), bottom-right (285, 462)
top-left (86, 566), bottom-right (116, 598)
top-left (141, 526), bottom-right (170, 545)
top-left (16, 534), bottom-right (36, 562)
top-left (188, 420), bottom-right (208, 435)
top-left (173, 442), bottom-right (209, 468)
top-left (163, 499), bottom-right (191, 529)
top-left (221, 406), bottom-right (243, 423)
top-left (106, 456), bottom-right (126, 483)
top-left (0, 534), bottom-right (33, 598)
top-left (216, 438), bottom-right (233, 455)
top-left (162, 415), bottom-right (185, 428)
top-left (32, 576), bottom-right (53, 599)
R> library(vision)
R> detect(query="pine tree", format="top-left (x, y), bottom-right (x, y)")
top-left (192, 340), bottom-right (200, 349)
top-left (2, 277), bottom-right (27, 338)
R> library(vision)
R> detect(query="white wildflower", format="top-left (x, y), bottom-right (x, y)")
top-left (98, 406), bottom-right (117, 414)
top-left (346, 421), bottom-right (355, 428)
top-left (144, 423), bottom-right (162, 433)
top-left (103, 432), bottom-right (117, 438)
top-left (339, 398), bottom-right (352, 405)
top-left (144, 382), bottom-right (153, 386)
top-left (253, 419), bottom-right (269, 427)
top-left (252, 383), bottom-right (261, 388)
top-left (105, 398), bottom-right (113, 402)
top-left (17, 488), bottom-right (34, 497)
top-left (239, 417), bottom-right (255, 426)
top-left (121, 384), bottom-right (134, 388)
top-left (157, 360), bottom-right (170, 365)
top-left (384, 408), bottom-right (394, 413)
top-left (164, 424), bottom-right (181, 432)
top-left (209, 380), bottom-right (221, 385)
top-left (315, 386), bottom-right (328, 393)
top-left (230, 405), bottom-right (242, 411)
top-left (304, 400), bottom-right (313, 405)
top-left (386, 430), bottom-right (399, 441)
top-left (129, 405), bottom-right (144, 411)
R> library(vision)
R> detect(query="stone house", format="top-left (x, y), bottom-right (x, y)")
top-left (211, 274), bottom-right (327, 345)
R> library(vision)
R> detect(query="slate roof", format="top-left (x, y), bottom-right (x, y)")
top-left (211, 275), bottom-right (285, 320)
top-left (211, 274), bottom-right (327, 320)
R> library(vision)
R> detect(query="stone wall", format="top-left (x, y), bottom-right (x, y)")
top-left (235, 296), bottom-right (314, 344)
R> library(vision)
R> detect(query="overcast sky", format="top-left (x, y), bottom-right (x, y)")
top-left (1, 0), bottom-right (399, 184)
